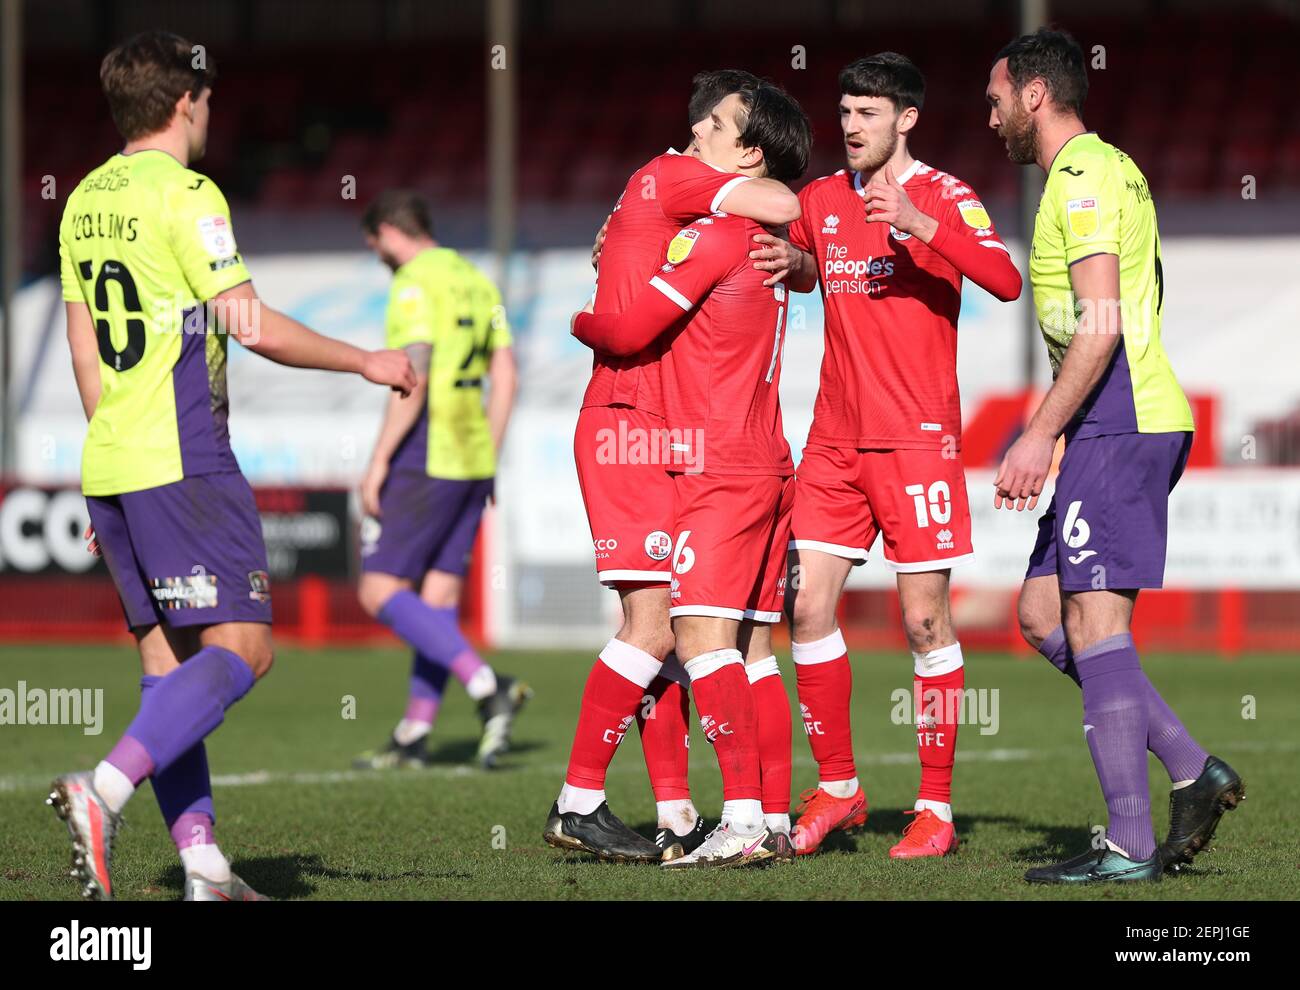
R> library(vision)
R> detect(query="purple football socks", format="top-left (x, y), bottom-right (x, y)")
top-left (141, 674), bottom-right (216, 849)
top-left (378, 591), bottom-right (487, 687)
top-left (1037, 625), bottom-right (1081, 685)
top-left (406, 654), bottom-right (451, 725)
top-left (1075, 634), bottom-right (1156, 860)
top-left (105, 645), bottom-right (255, 785)
top-left (1141, 670), bottom-right (1211, 783)
top-left (1038, 625), bottom-right (1208, 783)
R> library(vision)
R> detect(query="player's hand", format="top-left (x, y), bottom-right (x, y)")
top-left (993, 428), bottom-right (1055, 511)
top-left (862, 164), bottom-right (927, 237)
top-left (83, 523), bottom-right (101, 558)
top-left (361, 461), bottom-right (388, 519)
top-left (591, 214), bottom-right (611, 270)
top-left (750, 232), bottom-right (797, 287)
top-left (570, 296), bottom-right (595, 338)
top-left (363, 349), bottom-right (417, 397)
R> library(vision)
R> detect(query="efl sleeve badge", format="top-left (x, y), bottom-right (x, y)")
top-left (957, 199), bottom-right (992, 230)
top-left (666, 228), bottom-right (701, 264)
top-left (1066, 197), bottom-right (1100, 240)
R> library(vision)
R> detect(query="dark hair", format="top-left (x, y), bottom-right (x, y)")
top-left (838, 52), bottom-right (925, 112)
top-left (101, 31), bottom-right (216, 141)
top-left (733, 81), bottom-right (812, 185)
top-left (361, 190), bottom-right (434, 238)
top-left (995, 28), bottom-right (1088, 115)
top-left (688, 68), bottom-right (761, 128)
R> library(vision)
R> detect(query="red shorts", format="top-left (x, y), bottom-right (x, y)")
top-left (790, 444), bottom-right (973, 572)
top-left (669, 472), bottom-right (793, 623)
top-left (574, 405), bottom-right (675, 586)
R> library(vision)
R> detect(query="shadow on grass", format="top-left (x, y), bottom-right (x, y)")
top-left (1012, 821), bottom-right (1104, 864)
top-left (154, 853), bottom-right (475, 900)
top-left (424, 738), bottom-right (546, 765)
top-left (534, 809), bottom-right (1098, 870)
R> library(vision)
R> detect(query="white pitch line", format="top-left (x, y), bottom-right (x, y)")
top-left (0, 739), bottom-right (1292, 795)
top-left (0, 748), bottom-right (1032, 794)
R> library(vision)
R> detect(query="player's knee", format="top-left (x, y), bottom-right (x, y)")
top-left (244, 643), bottom-right (275, 680)
top-left (357, 577), bottom-right (393, 618)
top-left (788, 591), bottom-right (836, 641)
top-left (1017, 596), bottom-right (1056, 650)
top-left (785, 587), bottom-right (826, 639)
top-left (901, 605), bottom-right (949, 652)
top-left (900, 583), bottom-right (954, 652)
top-left (619, 620), bottom-right (674, 662)
top-left (420, 586), bottom-right (460, 609)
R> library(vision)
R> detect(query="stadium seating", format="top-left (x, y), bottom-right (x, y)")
top-left (20, 10), bottom-right (1300, 271)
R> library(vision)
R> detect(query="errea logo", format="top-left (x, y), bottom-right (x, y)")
top-left (800, 703), bottom-right (824, 736)
top-left (699, 713), bottom-right (733, 743)
top-left (602, 714), bottom-right (635, 745)
top-left (822, 213), bottom-right (840, 234)
top-left (936, 528), bottom-right (954, 550)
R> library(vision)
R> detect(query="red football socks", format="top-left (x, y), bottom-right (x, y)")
top-left (684, 649), bottom-right (760, 802)
top-left (564, 639), bottom-right (662, 790)
top-left (637, 659), bottom-right (692, 801)
top-left (914, 653), bottom-right (965, 805)
top-left (748, 656), bottom-right (792, 815)
top-left (792, 629), bottom-right (857, 783)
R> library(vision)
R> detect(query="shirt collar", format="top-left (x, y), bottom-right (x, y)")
top-left (853, 158), bottom-right (925, 195)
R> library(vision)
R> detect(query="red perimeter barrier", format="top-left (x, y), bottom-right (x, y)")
top-left (834, 588), bottom-right (1297, 658)
top-left (0, 532), bottom-right (490, 649)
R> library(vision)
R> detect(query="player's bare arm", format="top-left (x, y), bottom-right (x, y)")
top-left (361, 343), bottom-right (431, 517)
top-left (591, 179), bottom-right (798, 271)
top-left (864, 165), bottom-right (1022, 301)
top-left (212, 281), bottom-right (417, 396)
top-left (571, 282), bottom-right (685, 356)
top-left (65, 301), bottom-right (102, 421)
top-left (67, 301), bottom-right (104, 557)
top-left (994, 252), bottom-right (1123, 511)
top-left (717, 176), bottom-right (800, 226)
top-left (486, 345), bottom-right (517, 453)
top-left (750, 233), bottom-right (817, 290)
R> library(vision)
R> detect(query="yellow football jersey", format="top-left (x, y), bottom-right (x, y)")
top-left (59, 150), bottom-right (252, 495)
top-left (384, 248), bottom-right (512, 480)
top-left (1030, 133), bottom-right (1193, 437)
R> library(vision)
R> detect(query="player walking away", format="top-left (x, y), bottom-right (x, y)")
top-left (351, 191), bottom-right (527, 771)
top-left (572, 80), bottom-right (813, 869)
top-left (545, 70), bottom-right (802, 864)
top-left (986, 29), bottom-right (1244, 884)
top-left (49, 31), bottom-right (417, 901)
top-left (750, 53), bottom-right (1022, 859)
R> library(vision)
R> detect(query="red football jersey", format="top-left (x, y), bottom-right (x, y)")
top-left (648, 213), bottom-right (793, 477)
top-left (789, 160), bottom-right (1012, 450)
top-left (582, 151), bottom-right (752, 417)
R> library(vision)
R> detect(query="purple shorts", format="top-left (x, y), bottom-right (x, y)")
top-left (86, 472), bottom-right (273, 630)
top-left (1025, 431), bottom-right (1193, 592)
top-left (360, 471), bottom-right (493, 583)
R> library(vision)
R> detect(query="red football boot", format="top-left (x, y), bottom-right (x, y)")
top-left (791, 785), bottom-right (868, 856)
top-left (889, 808), bottom-right (959, 859)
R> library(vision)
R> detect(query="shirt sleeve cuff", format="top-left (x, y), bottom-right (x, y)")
top-left (710, 175), bottom-right (752, 214)
top-left (650, 275), bottom-right (693, 311)
top-left (927, 218), bottom-right (951, 251)
top-left (1065, 243), bottom-right (1119, 265)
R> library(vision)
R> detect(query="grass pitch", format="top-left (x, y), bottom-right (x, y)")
top-left (1, 643), bottom-right (1295, 901)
